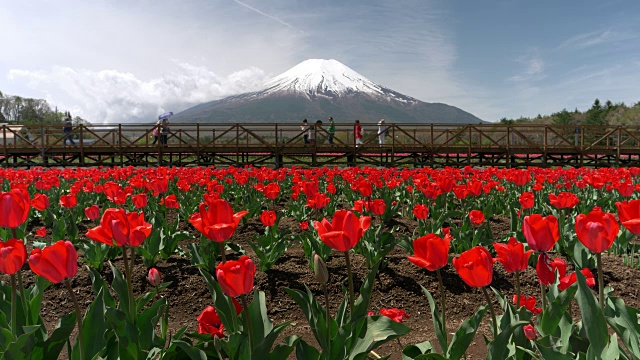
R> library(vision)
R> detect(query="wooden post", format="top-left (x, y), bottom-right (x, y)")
top-left (196, 124), bottom-right (200, 166)
top-left (616, 127), bottom-right (621, 167)
top-left (79, 125), bottom-right (85, 166)
top-left (119, 124), bottom-right (123, 166)
top-left (2, 126), bottom-right (7, 167)
top-left (40, 126), bottom-right (46, 164)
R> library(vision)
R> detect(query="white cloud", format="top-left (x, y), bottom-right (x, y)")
top-left (507, 51), bottom-right (545, 83)
top-left (558, 30), bottom-right (638, 50)
top-left (8, 63), bottom-right (269, 124)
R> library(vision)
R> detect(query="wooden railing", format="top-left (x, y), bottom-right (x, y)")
top-left (2, 123), bottom-right (640, 167)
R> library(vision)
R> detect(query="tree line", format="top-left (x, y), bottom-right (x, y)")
top-left (0, 91), bottom-right (90, 126)
top-left (499, 99), bottom-right (640, 127)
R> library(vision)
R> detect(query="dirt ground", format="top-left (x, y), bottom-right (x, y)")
top-left (18, 213), bottom-right (640, 359)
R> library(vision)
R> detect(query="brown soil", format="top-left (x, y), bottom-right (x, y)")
top-left (16, 214), bottom-right (640, 360)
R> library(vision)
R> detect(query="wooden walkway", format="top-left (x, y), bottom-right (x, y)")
top-left (2, 123), bottom-right (640, 168)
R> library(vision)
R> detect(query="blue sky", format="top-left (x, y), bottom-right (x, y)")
top-left (1, 0), bottom-right (639, 123)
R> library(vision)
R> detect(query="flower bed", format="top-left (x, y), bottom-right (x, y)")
top-left (2, 165), bottom-right (640, 359)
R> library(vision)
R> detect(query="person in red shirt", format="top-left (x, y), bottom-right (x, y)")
top-left (354, 120), bottom-right (363, 147)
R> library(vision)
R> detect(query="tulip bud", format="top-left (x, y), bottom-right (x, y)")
top-left (314, 254), bottom-right (329, 284)
top-left (523, 324), bottom-right (537, 340)
top-left (147, 267), bottom-right (162, 287)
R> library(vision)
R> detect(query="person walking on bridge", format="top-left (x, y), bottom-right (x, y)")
top-left (63, 115), bottom-right (76, 146)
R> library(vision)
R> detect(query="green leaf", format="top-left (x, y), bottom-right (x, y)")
top-left (295, 339), bottom-right (321, 360)
top-left (268, 335), bottom-right (301, 360)
top-left (78, 287), bottom-right (108, 359)
top-left (421, 285), bottom-right (447, 352)
top-left (447, 304), bottom-right (487, 360)
top-left (171, 340), bottom-right (208, 360)
top-left (486, 320), bottom-right (529, 360)
top-left (352, 260), bottom-right (381, 321)
top-left (350, 316), bottom-right (411, 360)
top-left (604, 296), bottom-right (640, 358)
top-left (88, 267), bottom-right (116, 308)
top-left (538, 284), bottom-right (577, 336)
top-left (402, 340), bottom-right (434, 359)
top-left (575, 270), bottom-right (608, 358)
top-left (42, 312), bottom-right (76, 360)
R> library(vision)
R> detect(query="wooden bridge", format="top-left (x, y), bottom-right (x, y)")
top-left (2, 122), bottom-right (640, 168)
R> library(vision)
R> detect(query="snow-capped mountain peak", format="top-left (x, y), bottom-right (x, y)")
top-left (261, 59), bottom-right (414, 102)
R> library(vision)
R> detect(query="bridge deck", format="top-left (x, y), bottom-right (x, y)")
top-left (2, 123), bottom-right (640, 167)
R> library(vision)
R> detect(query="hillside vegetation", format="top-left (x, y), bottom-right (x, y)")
top-left (499, 99), bottom-right (640, 127)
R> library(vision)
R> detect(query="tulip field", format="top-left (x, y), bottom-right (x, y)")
top-left (2, 165), bottom-right (640, 359)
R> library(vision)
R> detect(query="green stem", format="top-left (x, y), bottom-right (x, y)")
top-left (121, 245), bottom-right (135, 320)
top-left (65, 280), bottom-right (84, 360)
top-left (344, 251), bottom-right (355, 314)
top-left (129, 246), bottom-right (136, 280)
top-left (220, 241), bottom-right (226, 263)
top-left (515, 271), bottom-right (521, 309)
top-left (240, 294), bottom-right (253, 356)
top-left (482, 286), bottom-right (498, 339)
top-left (540, 282), bottom-right (547, 309)
top-left (10, 274), bottom-right (17, 334)
top-left (436, 269), bottom-right (447, 347)
top-left (16, 271), bottom-right (28, 324)
top-left (323, 283), bottom-right (331, 356)
top-left (597, 252), bottom-right (604, 309)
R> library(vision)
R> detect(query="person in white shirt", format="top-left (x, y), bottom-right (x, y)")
top-left (377, 119), bottom-right (388, 146)
top-left (301, 119), bottom-right (311, 144)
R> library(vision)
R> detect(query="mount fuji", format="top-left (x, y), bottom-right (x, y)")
top-left (173, 59), bottom-right (484, 124)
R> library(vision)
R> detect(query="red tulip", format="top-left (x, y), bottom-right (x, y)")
top-left (575, 207), bottom-right (619, 253)
top-left (29, 240), bottom-right (78, 283)
top-left (147, 267), bottom-right (162, 287)
top-left (412, 204), bottom-right (429, 220)
top-left (84, 205), bottom-right (100, 221)
top-left (548, 192), bottom-right (579, 209)
top-left (407, 233), bottom-right (451, 271)
top-left (260, 210), bottom-right (276, 227)
top-left (313, 210), bottom-right (371, 252)
top-left (0, 239), bottom-right (27, 275)
top-left (380, 308), bottom-right (410, 323)
top-left (535, 253), bottom-right (566, 285)
top-left (558, 268), bottom-right (596, 291)
top-left (0, 189), bottom-right (31, 228)
top-left (189, 199), bottom-right (249, 242)
top-left (523, 214), bottom-right (559, 252)
top-left (351, 200), bottom-right (366, 213)
top-left (616, 199), bottom-right (640, 234)
top-left (161, 194), bottom-right (180, 209)
top-left (32, 193), bottom-right (50, 211)
top-left (216, 256), bottom-right (256, 297)
top-left (86, 208), bottom-right (152, 247)
top-left (299, 221), bottom-right (309, 230)
top-left (512, 295), bottom-right (541, 314)
top-left (35, 227), bottom-right (47, 237)
top-left (197, 306), bottom-right (225, 338)
top-left (493, 237), bottom-right (533, 273)
top-left (524, 324), bottom-right (537, 340)
top-left (469, 210), bottom-right (485, 225)
top-left (131, 193), bottom-right (148, 208)
top-left (263, 182), bottom-right (280, 200)
top-left (306, 193), bottom-right (331, 209)
top-left (357, 180), bottom-right (373, 197)
top-left (519, 192), bottom-right (534, 209)
top-left (59, 194), bottom-right (77, 209)
top-left (367, 199), bottom-right (386, 215)
top-left (453, 246), bottom-right (494, 288)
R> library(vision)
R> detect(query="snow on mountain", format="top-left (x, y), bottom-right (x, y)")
top-left (173, 58), bottom-right (485, 124)
top-left (259, 59), bottom-right (416, 103)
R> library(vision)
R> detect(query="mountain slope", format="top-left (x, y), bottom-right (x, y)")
top-left (173, 59), bottom-right (484, 124)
